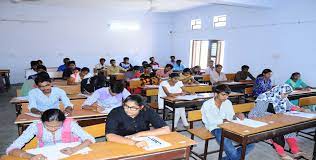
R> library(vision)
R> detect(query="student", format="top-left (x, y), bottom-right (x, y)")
top-left (125, 66), bottom-right (141, 80)
top-left (158, 73), bottom-right (190, 130)
top-left (191, 65), bottom-right (202, 76)
top-left (179, 68), bottom-right (199, 85)
top-left (21, 72), bottom-right (50, 97)
top-left (149, 57), bottom-right (160, 69)
top-left (82, 80), bottom-right (131, 114)
top-left (81, 72), bottom-right (107, 94)
top-left (68, 67), bottom-right (91, 84)
top-left (106, 95), bottom-right (170, 148)
top-left (57, 58), bottom-right (70, 72)
top-left (95, 58), bottom-right (107, 70)
top-left (140, 64), bottom-right (160, 86)
top-left (170, 56), bottom-right (176, 66)
top-left (285, 72), bottom-right (310, 90)
top-left (28, 61), bottom-right (39, 76)
top-left (156, 64), bottom-right (173, 78)
top-left (107, 59), bottom-right (126, 75)
top-left (234, 65), bottom-right (255, 82)
top-left (6, 109), bottom-right (95, 159)
top-left (139, 61), bottom-right (149, 73)
top-left (119, 57), bottom-right (133, 70)
top-left (173, 60), bottom-right (185, 72)
top-left (28, 65), bottom-right (49, 80)
top-left (210, 64), bottom-right (227, 85)
top-left (37, 60), bottom-right (43, 66)
top-left (62, 61), bottom-right (80, 80)
top-left (28, 76), bottom-right (73, 115)
top-left (201, 84), bottom-right (255, 160)
top-left (253, 69), bottom-right (272, 97)
top-left (204, 60), bottom-right (214, 75)
top-left (249, 84), bottom-right (307, 160)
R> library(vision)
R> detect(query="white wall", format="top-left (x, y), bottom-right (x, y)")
top-left (171, 0), bottom-right (316, 86)
top-left (0, 3), bottom-right (173, 83)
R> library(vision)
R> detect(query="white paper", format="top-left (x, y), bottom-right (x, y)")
top-left (26, 142), bottom-right (91, 160)
top-left (131, 136), bottom-right (171, 151)
top-left (231, 118), bottom-right (268, 128)
top-left (77, 93), bottom-right (90, 98)
top-left (176, 95), bottom-right (199, 101)
top-left (284, 111), bottom-right (316, 119)
top-left (144, 85), bottom-right (157, 88)
top-left (25, 112), bottom-right (41, 118)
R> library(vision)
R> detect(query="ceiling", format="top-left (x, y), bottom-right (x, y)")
top-left (7, 0), bottom-right (274, 12)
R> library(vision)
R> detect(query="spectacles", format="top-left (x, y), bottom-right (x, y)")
top-left (123, 105), bottom-right (140, 111)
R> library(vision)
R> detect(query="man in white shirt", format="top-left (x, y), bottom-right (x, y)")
top-left (204, 60), bottom-right (214, 75)
top-left (201, 84), bottom-right (255, 160)
top-left (210, 64), bottom-right (227, 84)
top-left (95, 58), bottom-right (108, 70)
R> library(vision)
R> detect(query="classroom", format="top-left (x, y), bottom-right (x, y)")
top-left (0, 0), bottom-right (315, 160)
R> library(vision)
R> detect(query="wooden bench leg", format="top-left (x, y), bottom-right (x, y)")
top-left (203, 139), bottom-right (209, 160)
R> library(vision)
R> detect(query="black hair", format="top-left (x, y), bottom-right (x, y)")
top-left (63, 57), bottom-right (70, 62)
top-left (132, 66), bottom-right (140, 71)
top-left (123, 95), bottom-right (146, 106)
top-left (214, 84), bottom-right (231, 94)
top-left (37, 65), bottom-right (47, 71)
top-left (170, 56), bottom-right (175, 59)
top-left (215, 64), bottom-right (223, 68)
top-left (30, 61), bottom-right (38, 67)
top-left (142, 61), bottom-right (148, 65)
top-left (67, 61), bottom-right (76, 66)
top-left (37, 60), bottom-right (43, 64)
top-left (290, 72), bottom-right (300, 80)
top-left (149, 57), bottom-right (154, 61)
top-left (169, 72), bottom-right (180, 78)
top-left (176, 60), bottom-right (181, 63)
top-left (41, 109), bottom-right (66, 122)
top-left (257, 69), bottom-right (272, 78)
top-left (81, 67), bottom-right (90, 73)
top-left (100, 58), bottom-right (105, 62)
top-left (35, 73), bottom-right (51, 85)
top-left (165, 64), bottom-right (173, 69)
top-left (241, 65), bottom-right (249, 70)
top-left (183, 68), bottom-right (192, 73)
top-left (109, 80), bottom-right (125, 94)
top-left (144, 64), bottom-right (152, 69)
top-left (123, 57), bottom-right (129, 61)
top-left (110, 59), bottom-right (116, 63)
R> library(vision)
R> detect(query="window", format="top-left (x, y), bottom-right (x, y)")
top-left (191, 19), bottom-right (201, 30)
top-left (213, 15), bottom-right (226, 28)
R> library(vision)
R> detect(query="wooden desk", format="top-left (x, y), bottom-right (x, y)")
top-left (1, 132), bottom-right (196, 160)
top-left (217, 81), bottom-right (254, 90)
top-left (10, 94), bottom-right (88, 116)
top-left (162, 92), bottom-right (244, 131)
top-left (288, 89), bottom-right (316, 100)
top-left (142, 84), bottom-right (213, 97)
top-left (15, 108), bottom-right (107, 135)
top-left (0, 69), bottom-right (10, 90)
top-left (218, 114), bottom-right (316, 160)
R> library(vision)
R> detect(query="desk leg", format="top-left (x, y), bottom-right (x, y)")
top-left (185, 146), bottom-right (191, 160)
top-left (240, 138), bottom-right (247, 160)
top-left (18, 124), bottom-right (22, 135)
top-left (171, 106), bottom-right (175, 131)
top-left (15, 104), bottom-right (22, 116)
top-left (313, 128), bottom-right (316, 160)
top-left (218, 129), bottom-right (225, 160)
top-left (163, 103), bottom-right (166, 120)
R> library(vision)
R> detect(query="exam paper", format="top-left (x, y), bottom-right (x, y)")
top-left (26, 142), bottom-right (91, 160)
top-left (132, 136), bottom-right (171, 151)
top-left (231, 118), bottom-right (268, 128)
top-left (284, 111), bottom-right (316, 119)
top-left (175, 95), bottom-right (199, 101)
top-left (25, 112), bottom-right (41, 118)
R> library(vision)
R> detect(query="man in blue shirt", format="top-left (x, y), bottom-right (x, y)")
top-left (173, 60), bottom-right (185, 72)
top-left (57, 57), bottom-right (70, 72)
top-left (28, 75), bottom-right (73, 115)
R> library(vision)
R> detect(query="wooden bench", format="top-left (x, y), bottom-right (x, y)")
top-left (187, 102), bottom-right (255, 160)
top-left (298, 96), bottom-right (316, 140)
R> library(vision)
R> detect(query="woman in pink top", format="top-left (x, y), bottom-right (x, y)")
top-left (156, 64), bottom-right (173, 78)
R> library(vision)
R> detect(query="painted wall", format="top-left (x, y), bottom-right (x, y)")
top-left (0, 2), bottom-right (173, 83)
top-left (171, 0), bottom-right (316, 85)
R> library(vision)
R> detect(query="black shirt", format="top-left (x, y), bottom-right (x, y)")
top-left (106, 106), bottom-right (167, 136)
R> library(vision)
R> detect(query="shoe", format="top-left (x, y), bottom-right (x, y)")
top-left (184, 125), bottom-right (190, 130)
top-left (280, 154), bottom-right (294, 160)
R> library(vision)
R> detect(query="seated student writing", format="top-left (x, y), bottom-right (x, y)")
top-left (234, 65), bottom-right (255, 82)
top-left (57, 57), bottom-right (70, 72)
top-left (81, 72), bottom-right (107, 95)
top-left (173, 60), bottom-right (185, 72)
top-left (107, 59), bottom-right (126, 75)
top-left (210, 64), bottom-right (227, 85)
top-left (63, 61), bottom-right (80, 80)
top-left (285, 72), bottom-right (311, 90)
top-left (249, 84), bottom-right (307, 160)
top-left (82, 80), bottom-right (131, 114)
top-left (191, 65), bottom-right (202, 76)
top-left (119, 57), bottom-right (133, 70)
top-left (156, 64), bottom-right (173, 79)
top-left (68, 67), bottom-right (92, 84)
top-left (28, 65), bottom-right (48, 80)
top-left (106, 95), bottom-right (170, 148)
top-left (124, 66), bottom-right (141, 81)
top-left (201, 84), bottom-right (255, 160)
top-left (28, 76), bottom-right (73, 115)
top-left (158, 73), bottom-right (191, 130)
top-left (179, 68), bottom-right (199, 85)
top-left (140, 64), bottom-right (161, 86)
top-left (253, 69), bottom-right (272, 97)
top-left (6, 109), bottom-right (95, 160)
top-left (149, 57), bottom-right (160, 70)
top-left (95, 58), bottom-right (107, 70)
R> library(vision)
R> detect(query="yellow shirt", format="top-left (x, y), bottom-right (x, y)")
top-left (107, 66), bottom-right (126, 75)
